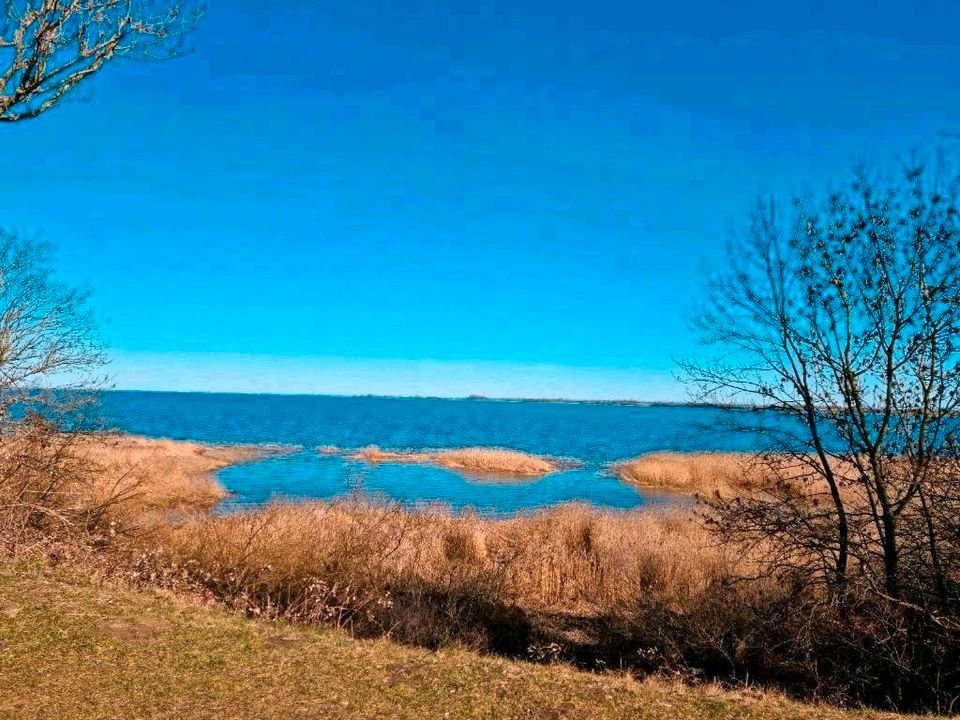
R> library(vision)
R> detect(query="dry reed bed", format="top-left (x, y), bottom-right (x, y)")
top-left (84, 439), bottom-right (745, 619)
top-left (612, 452), bottom-right (864, 500)
top-left (345, 445), bottom-right (573, 477)
top-left (611, 452), bottom-right (764, 498)
top-left (77, 434), bottom-right (292, 515)
top-left (137, 501), bottom-right (733, 615)
top-left (116, 490), bottom-right (782, 675)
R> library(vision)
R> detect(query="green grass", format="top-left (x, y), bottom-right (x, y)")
top-left (0, 559), bottom-right (911, 720)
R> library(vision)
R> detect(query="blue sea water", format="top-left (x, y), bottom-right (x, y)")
top-left (97, 391), bottom-right (776, 515)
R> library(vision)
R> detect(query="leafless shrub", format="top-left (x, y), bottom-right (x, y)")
top-left (0, 231), bottom-right (107, 549)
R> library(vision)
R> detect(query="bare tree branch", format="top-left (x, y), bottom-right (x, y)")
top-left (0, 0), bottom-right (201, 122)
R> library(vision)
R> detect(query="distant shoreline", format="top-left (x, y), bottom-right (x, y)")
top-left (103, 387), bottom-right (762, 410)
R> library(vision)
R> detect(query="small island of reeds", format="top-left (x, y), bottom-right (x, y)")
top-left (342, 445), bottom-right (575, 477)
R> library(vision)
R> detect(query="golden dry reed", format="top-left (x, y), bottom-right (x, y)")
top-left (347, 445), bottom-right (567, 477)
top-left (143, 499), bottom-right (732, 615)
top-left (612, 452), bottom-right (866, 504)
top-left (77, 435), bottom-right (282, 516)
top-left (611, 452), bottom-right (765, 498)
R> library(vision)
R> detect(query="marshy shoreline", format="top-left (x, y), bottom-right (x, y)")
top-left (81, 434), bottom-right (739, 666)
top-left (62, 437), bottom-right (749, 656)
top-left (80, 435), bottom-right (757, 507)
top-left (2, 433), bottom-right (927, 714)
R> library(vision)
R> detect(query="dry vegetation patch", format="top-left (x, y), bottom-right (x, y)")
top-left (135, 500), bottom-right (731, 619)
top-left (77, 434), bottom-right (290, 516)
top-left (611, 452), bottom-right (863, 501)
top-left (347, 445), bottom-right (570, 477)
top-left (75, 439), bottom-right (759, 658)
top-left (611, 453), bottom-right (764, 498)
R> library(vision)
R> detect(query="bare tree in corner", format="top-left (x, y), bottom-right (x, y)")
top-left (0, 0), bottom-right (201, 122)
top-left (0, 230), bottom-right (110, 546)
top-left (682, 159), bottom-right (960, 708)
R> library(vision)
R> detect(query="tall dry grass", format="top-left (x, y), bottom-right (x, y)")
top-left (137, 501), bottom-right (731, 613)
top-left (611, 452), bottom-right (863, 501)
top-left (69, 434), bottom-right (292, 525)
top-left (124, 497), bottom-right (764, 664)
top-left (73, 435), bottom-right (749, 656)
top-left (611, 453), bottom-right (765, 498)
top-left (80, 439), bottom-right (747, 629)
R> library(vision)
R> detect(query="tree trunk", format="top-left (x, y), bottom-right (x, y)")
top-left (880, 509), bottom-right (899, 599)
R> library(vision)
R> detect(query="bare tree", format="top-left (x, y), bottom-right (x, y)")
top-left (0, 230), bottom-right (103, 395)
top-left (0, 0), bottom-right (201, 122)
top-left (0, 230), bottom-right (108, 543)
top-left (683, 160), bottom-right (960, 708)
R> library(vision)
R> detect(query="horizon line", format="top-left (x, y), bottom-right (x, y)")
top-left (99, 351), bottom-right (689, 404)
top-left (99, 386), bottom-right (740, 408)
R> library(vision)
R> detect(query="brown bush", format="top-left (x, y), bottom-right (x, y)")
top-left (0, 419), bottom-right (113, 549)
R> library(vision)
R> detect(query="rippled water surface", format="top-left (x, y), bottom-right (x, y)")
top-left (98, 391), bottom-right (777, 514)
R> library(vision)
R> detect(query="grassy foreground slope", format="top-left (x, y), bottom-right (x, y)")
top-left (0, 560), bottom-right (907, 720)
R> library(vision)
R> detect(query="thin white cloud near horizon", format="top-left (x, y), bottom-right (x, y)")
top-left (104, 351), bottom-right (686, 402)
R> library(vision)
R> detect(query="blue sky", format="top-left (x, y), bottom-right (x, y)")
top-left (3, 1), bottom-right (960, 399)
